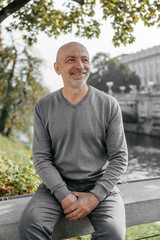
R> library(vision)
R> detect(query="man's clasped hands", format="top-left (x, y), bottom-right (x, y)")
top-left (61, 192), bottom-right (100, 221)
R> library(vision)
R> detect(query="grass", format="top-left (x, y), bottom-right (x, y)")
top-left (125, 223), bottom-right (160, 240)
top-left (0, 134), bottom-right (30, 164)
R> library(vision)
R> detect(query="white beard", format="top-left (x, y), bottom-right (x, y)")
top-left (67, 77), bottom-right (88, 89)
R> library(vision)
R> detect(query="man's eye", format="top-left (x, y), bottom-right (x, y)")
top-left (67, 59), bottom-right (74, 62)
top-left (82, 59), bottom-right (89, 62)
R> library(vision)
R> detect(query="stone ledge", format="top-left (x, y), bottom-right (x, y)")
top-left (120, 178), bottom-right (160, 227)
top-left (0, 179), bottom-right (160, 240)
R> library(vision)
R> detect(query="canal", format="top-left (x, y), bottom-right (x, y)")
top-left (122, 132), bottom-right (160, 181)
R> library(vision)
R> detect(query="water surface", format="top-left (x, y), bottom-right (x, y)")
top-left (122, 132), bottom-right (160, 181)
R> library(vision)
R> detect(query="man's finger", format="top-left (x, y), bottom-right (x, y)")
top-left (72, 191), bottom-right (80, 197)
top-left (64, 201), bottom-right (79, 214)
top-left (65, 208), bottom-right (81, 219)
top-left (66, 211), bottom-right (86, 221)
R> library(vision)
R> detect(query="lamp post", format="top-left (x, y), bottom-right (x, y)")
top-left (106, 81), bottom-right (113, 95)
top-left (119, 86), bottom-right (125, 95)
top-left (148, 81), bottom-right (154, 94)
top-left (129, 85), bottom-right (137, 95)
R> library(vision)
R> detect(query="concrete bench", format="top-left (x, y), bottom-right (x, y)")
top-left (0, 178), bottom-right (160, 240)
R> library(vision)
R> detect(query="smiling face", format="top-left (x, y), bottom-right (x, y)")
top-left (54, 42), bottom-right (91, 89)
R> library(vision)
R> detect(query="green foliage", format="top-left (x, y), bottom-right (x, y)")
top-left (87, 52), bottom-right (140, 93)
top-left (101, 0), bottom-right (160, 46)
top-left (0, 134), bottom-right (41, 197)
top-left (0, 35), bottom-right (47, 138)
top-left (66, 236), bottom-right (91, 240)
top-left (0, 148), bottom-right (41, 197)
top-left (126, 223), bottom-right (160, 240)
top-left (1, 0), bottom-right (160, 46)
top-left (6, 0), bottom-right (100, 46)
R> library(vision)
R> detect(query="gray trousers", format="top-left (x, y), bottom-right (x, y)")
top-left (18, 179), bottom-right (126, 240)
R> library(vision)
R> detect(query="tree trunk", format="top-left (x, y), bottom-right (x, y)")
top-left (0, 47), bottom-right (17, 135)
top-left (0, 106), bottom-right (10, 134)
top-left (0, 0), bottom-right (84, 23)
top-left (0, 0), bottom-right (31, 23)
top-left (5, 127), bottom-right (12, 137)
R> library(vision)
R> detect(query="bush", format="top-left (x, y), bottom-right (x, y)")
top-left (0, 149), bottom-right (41, 197)
top-left (66, 236), bottom-right (91, 240)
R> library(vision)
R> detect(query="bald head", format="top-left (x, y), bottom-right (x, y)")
top-left (54, 41), bottom-right (91, 89)
top-left (56, 42), bottom-right (89, 63)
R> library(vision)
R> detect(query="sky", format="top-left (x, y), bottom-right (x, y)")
top-left (36, 21), bottom-right (160, 92)
top-left (2, 2), bottom-right (160, 92)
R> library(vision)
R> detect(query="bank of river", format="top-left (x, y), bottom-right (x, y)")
top-left (122, 132), bottom-right (160, 181)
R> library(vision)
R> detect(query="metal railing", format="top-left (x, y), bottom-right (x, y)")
top-left (118, 176), bottom-right (160, 184)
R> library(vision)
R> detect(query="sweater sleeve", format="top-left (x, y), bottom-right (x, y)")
top-left (32, 102), bottom-right (71, 202)
top-left (90, 100), bottom-right (128, 202)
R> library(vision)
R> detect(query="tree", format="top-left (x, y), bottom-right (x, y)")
top-left (0, 0), bottom-right (84, 23)
top-left (0, 0), bottom-right (160, 46)
top-left (91, 52), bottom-right (110, 75)
top-left (87, 52), bottom-right (140, 93)
top-left (0, 37), bottom-right (46, 138)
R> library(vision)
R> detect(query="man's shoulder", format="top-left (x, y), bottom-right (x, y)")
top-left (36, 88), bottom-right (61, 106)
top-left (90, 86), bottom-right (118, 105)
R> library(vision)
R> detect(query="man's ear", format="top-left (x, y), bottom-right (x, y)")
top-left (54, 62), bottom-right (61, 75)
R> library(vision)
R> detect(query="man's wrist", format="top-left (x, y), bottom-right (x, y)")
top-left (54, 185), bottom-right (71, 203)
top-left (89, 192), bottom-right (100, 203)
top-left (90, 185), bottom-right (111, 202)
top-left (61, 193), bottom-right (78, 210)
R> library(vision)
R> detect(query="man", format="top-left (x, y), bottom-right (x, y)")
top-left (19, 42), bottom-right (128, 240)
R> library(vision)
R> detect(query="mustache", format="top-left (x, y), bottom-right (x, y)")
top-left (70, 69), bottom-right (88, 74)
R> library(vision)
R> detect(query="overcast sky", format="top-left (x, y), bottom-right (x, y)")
top-left (2, 4), bottom-right (160, 92)
top-left (36, 20), bottom-right (160, 92)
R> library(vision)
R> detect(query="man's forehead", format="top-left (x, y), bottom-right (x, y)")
top-left (56, 42), bottom-right (89, 61)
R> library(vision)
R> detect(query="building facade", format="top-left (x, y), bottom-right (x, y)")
top-left (116, 45), bottom-right (160, 90)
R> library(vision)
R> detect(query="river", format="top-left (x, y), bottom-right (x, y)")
top-left (122, 132), bottom-right (160, 181)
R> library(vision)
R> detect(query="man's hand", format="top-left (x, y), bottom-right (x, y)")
top-left (64, 192), bottom-right (100, 221)
top-left (61, 193), bottom-right (78, 210)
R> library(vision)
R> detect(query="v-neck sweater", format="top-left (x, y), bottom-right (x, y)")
top-left (60, 87), bottom-right (90, 108)
top-left (33, 86), bottom-right (128, 202)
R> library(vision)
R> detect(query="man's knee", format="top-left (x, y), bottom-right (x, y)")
top-left (18, 203), bottom-right (40, 239)
top-left (106, 220), bottom-right (125, 240)
top-left (91, 219), bottom-right (125, 240)
top-left (18, 198), bottom-right (63, 240)
top-left (102, 220), bottom-right (125, 240)
top-left (90, 192), bottom-right (125, 240)
top-left (19, 200), bottom-right (54, 240)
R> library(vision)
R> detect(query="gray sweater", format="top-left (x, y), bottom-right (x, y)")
top-left (33, 86), bottom-right (128, 202)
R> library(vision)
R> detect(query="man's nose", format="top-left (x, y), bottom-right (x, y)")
top-left (75, 59), bottom-right (84, 69)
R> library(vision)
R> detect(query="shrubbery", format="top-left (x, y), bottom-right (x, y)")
top-left (67, 236), bottom-right (91, 240)
top-left (0, 150), bottom-right (41, 197)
